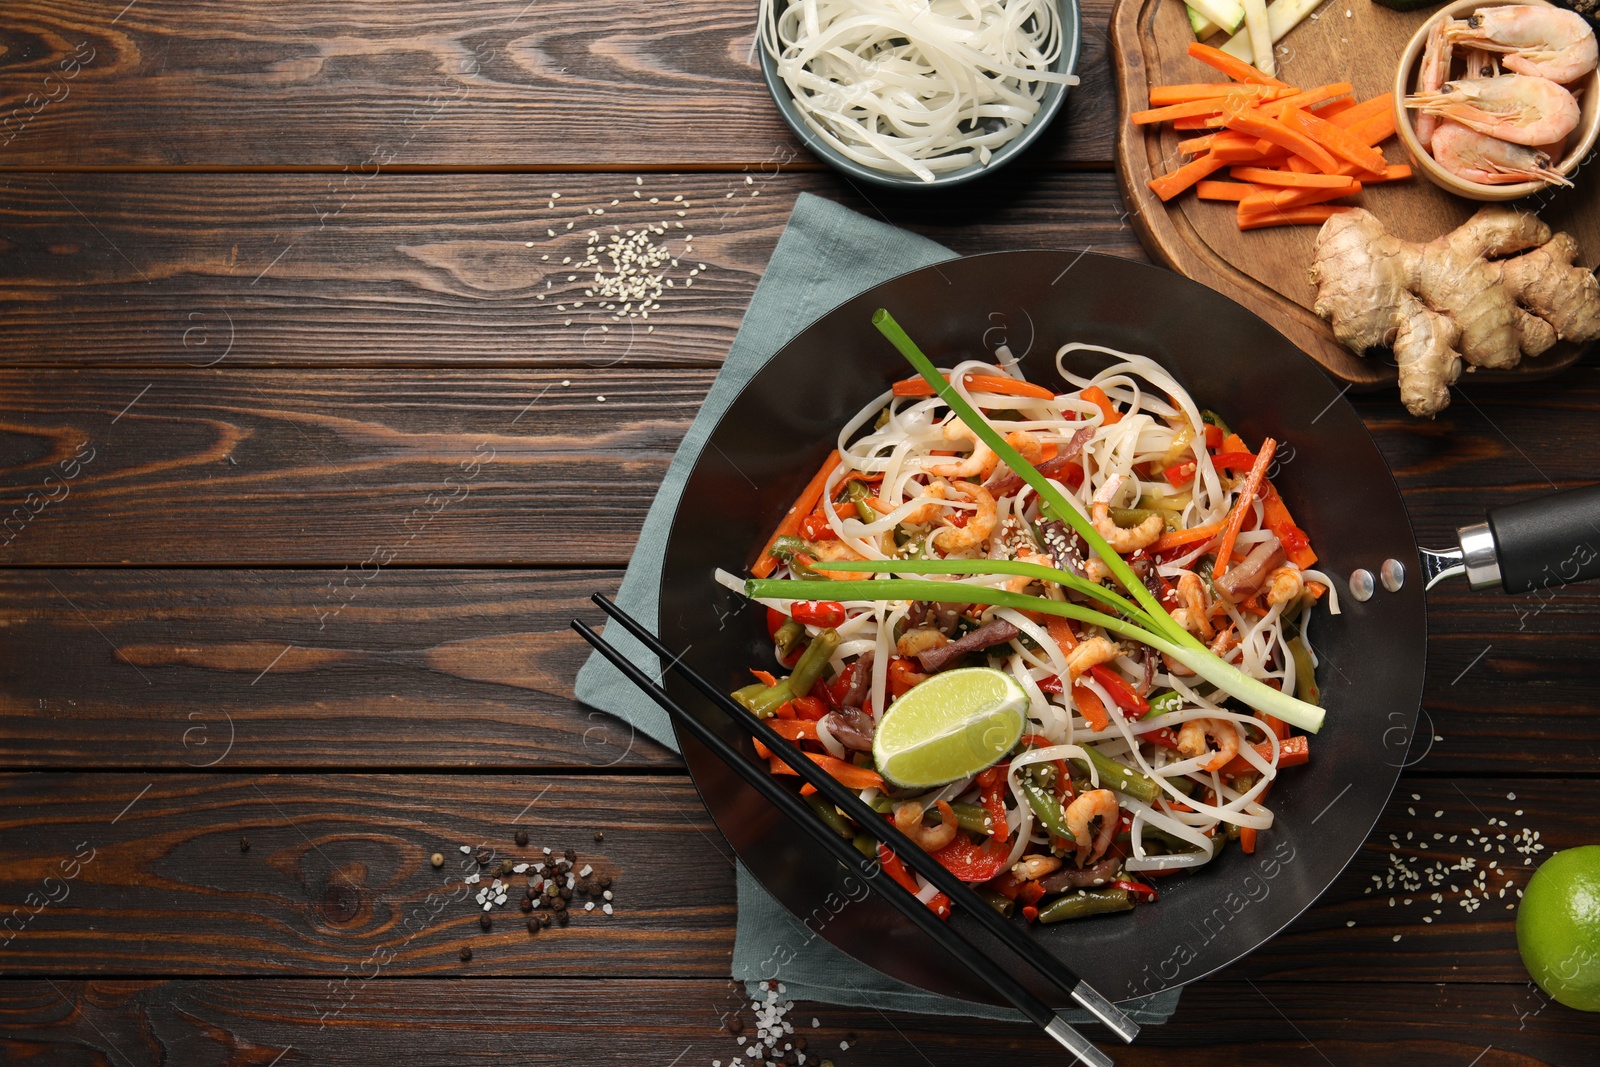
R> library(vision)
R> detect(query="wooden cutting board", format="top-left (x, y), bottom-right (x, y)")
top-left (1109, 0), bottom-right (1600, 391)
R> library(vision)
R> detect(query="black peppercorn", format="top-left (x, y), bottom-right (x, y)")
top-left (527, 917), bottom-right (541, 934)
top-left (479, 914), bottom-right (492, 932)
top-left (556, 911), bottom-right (569, 926)
top-left (519, 897), bottom-right (533, 913)
top-left (239, 836), bottom-right (250, 852)
top-left (539, 912), bottom-right (552, 927)
top-left (515, 829), bottom-right (529, 847)
top-left (563, 848), bottom-right (577, 862)
top-left (593, 831), bottom-right (604, 842)
top-left (459, 946), bottom-right (472, 962)
top-left (728, 1016), bottom-right (744, 1034)
top-left (476, 849), bottom-right (491, 865)
top-left (550, 896), bottom-right (566, 911)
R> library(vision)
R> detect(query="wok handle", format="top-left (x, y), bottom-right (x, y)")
top-left (1483, 484), bottom-right (1600, 594)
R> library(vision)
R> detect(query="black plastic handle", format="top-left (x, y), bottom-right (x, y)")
top-left (1487, 484), bottom-right (1600, 594)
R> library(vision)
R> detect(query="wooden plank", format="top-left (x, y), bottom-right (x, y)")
top-left (0, 568), bottom-right (680, 770)
top-left (0, 0), bottom-right (1118, 168)
top-left (0, 171), bottom-right (1146, 368)
top-left (0, 774), bottom-right (1590, 983)
top-left (1, 565), bottom-right (1597, 774)
top-left (1, 978), bottom-right (1595, 1065)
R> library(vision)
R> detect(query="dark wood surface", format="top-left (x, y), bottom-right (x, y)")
top-left (2, 1), bottom-right (1597, 1064)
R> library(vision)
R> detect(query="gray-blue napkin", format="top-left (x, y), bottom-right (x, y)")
top-left (574, 191), bottom-right (1180, 1024)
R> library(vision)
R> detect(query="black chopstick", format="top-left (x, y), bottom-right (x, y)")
top-left (586, 593), bottom-right (1139, 1045)
top-left (573, 618), bottom-right (1114, 1067)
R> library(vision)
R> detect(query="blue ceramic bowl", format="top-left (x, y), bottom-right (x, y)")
top-left (757, 0), bottom-right (1082, 189)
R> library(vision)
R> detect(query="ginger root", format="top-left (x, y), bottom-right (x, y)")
top-left (1308, 206), bottom-right (1600, 417)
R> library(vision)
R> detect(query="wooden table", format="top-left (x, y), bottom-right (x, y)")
top-left (1, 2), bottom-right (1596, 1063)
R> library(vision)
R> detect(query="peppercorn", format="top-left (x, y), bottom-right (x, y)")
top-left (459, 946), bottom-right (472, 962)
top-left (527, 917), bottom-right (541, 934)
top-left (792, 1037), bottom-right (806, 1051)
top-left (430, 852), bottom-right (444, 868)
top-left (598, 875), bottom-right (612, 889)
top-left (593, 831), bottom-right (604, 842)
top-left (479, 914), bottom-right (492, 932)
top-left (239, 836), bottom-right (250, 852)
top-left (563, 848), bottom-right (577, 862)
top-left (476, 849), bottom-right (491, 865)
top-left (515, 829), bottom-right (529, 847)
top-left (519, 897), bottom-right (534, 913)
top-left (499, 859), bottom-right (515, 877)
top-left (559, 886), bottom-right (572, 900)
top-left (555, 911), bottom-right (569, 926)
top-left (728, 1016), bottom-right (744, 1034)
top-left (538, 912), bottom-right (552, 927)
top-left (550, 896), bottom-right (566, 911)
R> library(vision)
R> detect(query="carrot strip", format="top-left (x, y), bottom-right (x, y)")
top-left (751, 449), bottom-right (842, 578)
top-left (890, 372), bottom-right (1058, 400)
top-left (1228, 166), bottom-right (1358, 189)
top-left (1147, 151), bottom-right (1231, 200)
top-left (1239, 181), bottom-right (1362, 214)
top-left (1153, 520), bottom-right (1225, 553)
top-left (1172, 115), bottom-right (1213, 130)
top-left (1220, 106), bottom-right (1341, 173)
top-left (1213, 438), bottom-right (1275, 578)
top-left (768, 719), bottom-right (819, 741)
top-left (1178, 133), bottom-right (1220, 155)
top-left (1074, 685), bottom-right (1111, 732)
top-left (1197, 180), bottom-right (1257, 201)
top-left (1262, 82), bottom-right (1354, 118)
top-left (1237, 205), bottom-right (1351, 229)
top-left (1080, 384), bottom-right (1122, 424)
top-left (1278, 106), bottom-right (1388, 173)
top-left (1046, 615), bottom-right (1078, 652)
top-left (1186, 41), bottom-right (1290, 87)
top-left (1240, 825), bottom-right (1258, 853)
top-left (1313, 97), bottom-right (1358, 118)
top-left (1261, 482), bottom-right (1317, 569)
top-left (769, 751), bottom-right (885, 790)
top-left (1328, 92), bottom-right (1394, 130)
top-left (1345, 108), bottom-right (1396, 147)
top-left (1150, 82), bottom-right (1288, 106)
top-left (1220, 735), bottom-right (1309, 778)
top-left (1132, 86), bottom-right (1286, 125)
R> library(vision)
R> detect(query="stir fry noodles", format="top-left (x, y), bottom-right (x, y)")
top-left (721, 335), bottom-right (1336, 923)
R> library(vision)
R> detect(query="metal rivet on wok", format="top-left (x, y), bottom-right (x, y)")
top-left (1349, 568), bottom-right (1375, 602)
top-left (1380, 559), bottom-right (1406, 592)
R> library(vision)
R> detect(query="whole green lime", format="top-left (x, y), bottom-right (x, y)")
top-left (1517, 845), bottom-right (1600, 1011)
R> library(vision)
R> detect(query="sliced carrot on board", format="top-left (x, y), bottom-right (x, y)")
top-left (1178, 132), bottom-right (1220, 155)
top-left (1173, 115), bottom-right (1214, 130)
top-left (1278, 106), bottom-right (1388, 173)
top-left (1345, 108), bottom-right (1397, 148)
top-left (1147, 151), bottom-right (1230, 201)
top-left (1220, 106), bottom-right (1342, 173)
top-left (1186, 41), bottom-right (1290, 87)
top-left (1239, 180), bottom-right (1361, 214)
top-left (1132, 87), bottom-right (1284, 124)
top-left (1313, 97), bottom-right (1358, 119)
top-left (1149, 83), bottom-right (1292, 106)
top-left (1236, 205), bottom-right (1353, 229)
top-left (1197, 180), bottom-right (1257, 201)
top-left (1328, 92), bottom-right (1394, 130)
top-left (1229, 166), bottom-right (1358, 188)
top-left (1261, 82), bottom-right (1354, 118)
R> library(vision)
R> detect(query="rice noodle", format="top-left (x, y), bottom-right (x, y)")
top-left (759, 0), bottom-right (1079, 182)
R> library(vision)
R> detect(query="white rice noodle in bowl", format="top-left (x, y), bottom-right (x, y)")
top-left (759, 0), bottom-right (1079, 182)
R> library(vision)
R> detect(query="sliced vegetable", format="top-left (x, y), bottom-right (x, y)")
top-left (1037, 886), bottom-right (1134, 923)
top-left (1185, 41), bottom-right (1287, 86)
top-left (1219, 0), bottom-right (1330, 63)
top-left (752, 450), bottom-right (842, 578)
top-left (891, 372), bottom-right (1058, 400)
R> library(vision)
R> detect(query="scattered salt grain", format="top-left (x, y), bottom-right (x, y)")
top-left (460, 845), bottom-right (471, 854)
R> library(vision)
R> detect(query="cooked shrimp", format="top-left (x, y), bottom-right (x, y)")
top-left (1090, 472), bottom-right (1164, 554)
top-left (1003, 550), bottom-right (1054, 593)
top-left (1430, 120), bottom-right (1573, 186)
top-left (1004, 430), bottom-right (1045, 465)
top-left (1407, 74), bottom-right (1580, 147)
top-left (811, 539), bottom-right (872, 582)
top-left (931, 480), bottom-right (997, 554)
top-left (1170, 570), bottom-right (1216, 640)
top-left (1011, 854), bottom-right (1062, 881)
top-left (896, 627), bottom-right (950, 658)
top-left (1265, 564), bottom-right (1305, 608)
top-left (1083, 556), bottom-right (1113, 584)
top-left (927, 421), bottom-right (999, 479)
top-left (1067, 636), bottom-right (1121, 678)
top-left (1064, 789), bottom-right (1119, 866)
top-left (1176, 717), bottom-right (1240, 772)
top-left (892, 800), bottom-right (959, 852)
top-left (872, 478), bottom-right (951, 525)
top-left (1209, 625), bottom-right (1241, 662)
top-left (1445, 6), bottom-right (1597, 84)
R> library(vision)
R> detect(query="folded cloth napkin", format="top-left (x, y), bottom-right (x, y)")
top-left (574, 191), bottom-right (1180, 1025)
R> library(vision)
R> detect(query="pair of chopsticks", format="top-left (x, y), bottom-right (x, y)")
top-left (574, 594), bottom-right (1137, 1066)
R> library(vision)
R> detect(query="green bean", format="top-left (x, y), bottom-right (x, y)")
top-left (805, 793), bottom-right (855, 838)
top-left (1110, 507), bottom-right (1162, 530)
top-left (770, 535), bottom-right (822, 578)
top-left (1143, 690), bottom-right (1182, 718)
top-left (949, 801), bottom-right (992, 836)
top-left (846, 479), bottom-right (877, 524)
top-left (1036, 887), bottom-right (1134, 923)
top-left (731, 683), bottom-right (774, 714)
top-left (1072, 747), bottom-right (1161, 805)
top-left (852, 833), bottom-right (878, 859)
top-left (743, 681), bottom-right (796, 718)
top-left (789, 628), bottom-right (840, 698)
top-left (773, 619), bottom-right (806, 661)
top-left (868, 796), bottom-right (894, 814)
top-left (975, 888), bottom-right (1015, 918)
top-left (1289, 636), bottom-right (1321, 706)
top-left (1018, 777), bottom-right (1073, 840)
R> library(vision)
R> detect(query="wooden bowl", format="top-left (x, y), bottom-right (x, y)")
top-left (1393, 0), bottom-right (1600, 201)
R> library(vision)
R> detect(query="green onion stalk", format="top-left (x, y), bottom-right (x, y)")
top-left (741, 309), bottom-right (1326, 735)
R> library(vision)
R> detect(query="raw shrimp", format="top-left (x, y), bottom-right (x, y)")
top-left (1064, 789), bottom-right (1119, 866)
top-left (1445, 6), bottom-right (1598, 85)
top-left (1177, 717), bottom-right (1240, 772)
top-left (1407, 74), bottom-right (1581, 146)
top-left (931, 480), bottom-right (997, 554)
top-left (926, 421), bottom-right (999, 479)
top-left (1416, 17), bottom-right (1454, 150)
top-left (1431, 120), bottom-right (1573, 185)
top-left (893, 800), bottom-right (959, 852)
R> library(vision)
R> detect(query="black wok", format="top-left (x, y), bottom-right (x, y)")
top-left (655, 250), bottom-right (1596, 1005)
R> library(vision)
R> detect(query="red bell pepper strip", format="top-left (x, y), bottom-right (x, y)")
top-left (1073, 685), bottom-right (1112, 732)
top-left (1113, 879), bottom-right (1159, 904)
top-left (789, 695), bottom-right (829, 721)
top-left (790, 601), bottom-right (846, 628)
top-left (1016, 880), bottom-right (1046, 906)
top-left (1163, 460), bottom-right (1197, 487)
top-left (1261, 481), bottom-right (1317, 569)
top-left (1087, 664), bottom-right (1150, 716)
top-left (878, 844), bottom-right (952, 918)
top-left (1219, 734), bottom-right (1309, 778)
top-left (1210, 450), bottom-right (1257, 472)
top-left (931, 830), bottom-right (1011, 882)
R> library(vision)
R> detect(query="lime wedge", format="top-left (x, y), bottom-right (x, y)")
top-left (872, 667), bottom-right (1028, 789)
